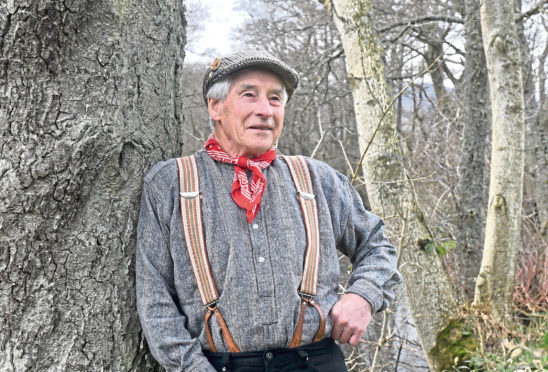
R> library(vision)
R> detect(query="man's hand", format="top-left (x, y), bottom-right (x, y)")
top-left (329, 293), bottom-right (372, 346)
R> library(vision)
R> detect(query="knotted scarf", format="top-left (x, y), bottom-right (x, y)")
top-left (205, 135), bottom-right (276, 223)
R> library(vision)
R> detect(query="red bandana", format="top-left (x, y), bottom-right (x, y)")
top-left (205, 135), bottom-right (277, 223)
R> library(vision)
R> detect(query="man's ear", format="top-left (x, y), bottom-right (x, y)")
top-left (208, 97), bottom-right (222, 121)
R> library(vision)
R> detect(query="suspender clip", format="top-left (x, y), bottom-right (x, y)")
top-left (180, 191), bottom-right (200, 199)
top-left (298, 292), bottom-right (315, 303)
top-left (297, 191), bottom-right (315, 201)
top-left (205, 299), bottom-right (219, 309)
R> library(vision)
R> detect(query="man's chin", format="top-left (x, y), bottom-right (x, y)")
top-left (243, 144), bottom-right (275, 158)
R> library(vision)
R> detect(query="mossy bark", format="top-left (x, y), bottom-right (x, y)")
top-left (430, 318), bottom-right (480, 371)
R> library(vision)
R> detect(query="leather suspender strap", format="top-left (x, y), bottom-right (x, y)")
top-left (282, 156), bottom-right (325, 348)
top-left (205, 305), bottom-right (241, 352)
top-left (176, 156), bottom-right (241, 353)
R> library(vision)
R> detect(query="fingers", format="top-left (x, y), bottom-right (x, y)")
top-left (330, 321), bottom-right (365, 345)
top-left (348, 332), bottom-right (363, 346)
top-left (338, 326), bottom-right (355, 345)
top-left (330, 316), bottom-right (344, 341)
top-left (330, 308), bottom-right (365, 345)
top-left (329, 294), bottom-right (372, 345)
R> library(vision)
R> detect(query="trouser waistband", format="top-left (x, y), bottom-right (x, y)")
top-left (203, 338), bottom-right (348, 372)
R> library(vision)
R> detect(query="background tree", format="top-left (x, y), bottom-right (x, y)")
top-left (0, 1), bottom-right (185, 370)
top-left (473, 0), bottom-right (526, 324)
top-left (517, 0), bottom-right (548, 239)
top-left (325, 0), bottom-right (460, 369)
top-left (456, 0), bottom-right (489, 297)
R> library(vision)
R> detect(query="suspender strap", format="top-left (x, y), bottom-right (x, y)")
top-left (176, 156), bottom-right (240, 353)
top-left (282, 156), bottom-right (325, 348)
top-left (288, 297), bottom-right (326, 348)
top-left (176, 156), bottom-right (219, 306)
top-left (282, 156), bottom-right (320, 297)
top-left (205, 305), bottom-right (241, 353)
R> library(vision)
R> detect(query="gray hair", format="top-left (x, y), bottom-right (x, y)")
top-left (206, 70), bottom-right (288, 105)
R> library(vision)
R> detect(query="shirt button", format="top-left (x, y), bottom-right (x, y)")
top-left (265, 351), bottom-right (274, 360)
top-left (252, 223), bottom-right (259, 229)
top-left (258, 256), bottom-right (265, 263)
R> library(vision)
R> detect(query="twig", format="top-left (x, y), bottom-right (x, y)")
top-left (430, 186), bottom-right (451, 220)
top-left (514, 0), bottom-right (548, 23)
top-left (378, 15), bottom-right (464, 34)
top-left (310, 106), bottom-right (325, 158)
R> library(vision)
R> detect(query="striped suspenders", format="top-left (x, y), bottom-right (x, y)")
top-left (176, 156), bottom-right (240, 353)
top-left (175, 155), bottom-right (325, 352)
top-left (282, 156), bottom-right (326, 347)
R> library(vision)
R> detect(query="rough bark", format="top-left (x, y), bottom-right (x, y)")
top-left (515, 0), bottom-right (547, 237)
top-left (535, 98), bottom-right (548, 235)
top-left (324, 0), bottom-right (459, 370)
top-left (474, 0), bottom-right (525, 324)
top-left (535, 32), bottom-right (548, 235)
top-left (456, 0), bottom-right (489, 297)
top-left (0, 1), bottom-right (185, 370)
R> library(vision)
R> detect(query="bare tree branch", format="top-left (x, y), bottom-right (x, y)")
top-left (378, 15), bottom-right (464, 34)
top-left (514, 0), bottom-right (548, 23)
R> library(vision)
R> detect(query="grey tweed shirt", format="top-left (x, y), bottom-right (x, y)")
top-left (136, 150), bottom-right (402, 372)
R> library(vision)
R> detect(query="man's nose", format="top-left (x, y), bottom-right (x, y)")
top-left (255, 95), bottom-right (273, 117)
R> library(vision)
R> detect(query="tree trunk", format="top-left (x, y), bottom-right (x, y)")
top-left (456, 0), bottom-right (489, 297)
top-left (535, 27), bottom-right (548, 235)
top-left (324, 0), bottom-right (459, 370)
top-left (424, 38), bottom-right (451, 117)
top-left (514, 0), bottom-right (547, 237)
top-left (535, 102), bottom-right (548, 236)
top-left (0, 1), bottom-right (185, 370)
top-left (473, 0), bottom-right (525, 324)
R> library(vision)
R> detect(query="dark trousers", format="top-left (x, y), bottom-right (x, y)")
top-left (203, 338), bottom-right (348, 372)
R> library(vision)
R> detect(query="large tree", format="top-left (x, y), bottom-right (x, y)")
top-left (473, 0), bottom-right (526, 324)
top-left (0, 1), bottom-right (185, 370)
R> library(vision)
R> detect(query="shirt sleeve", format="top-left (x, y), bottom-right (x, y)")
top-left (136, 180), bottom-right (217, 372)
top-left (336, 179), bottom-right (403, 313)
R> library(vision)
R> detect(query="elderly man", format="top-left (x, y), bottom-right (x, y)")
top-left (136, 50), bottom-right (401, 372)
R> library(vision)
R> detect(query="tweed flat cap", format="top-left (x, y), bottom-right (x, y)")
top-left (202, 49), bottom-right (299, 105)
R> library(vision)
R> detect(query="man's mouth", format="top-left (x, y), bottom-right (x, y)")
top-left (248, 125), bottom-right (273, 131)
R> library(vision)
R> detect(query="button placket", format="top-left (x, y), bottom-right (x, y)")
top-left (249, 212), bottom-right (277, 326)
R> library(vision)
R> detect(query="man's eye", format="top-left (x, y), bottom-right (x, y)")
top-left (243, 92), bottom-right (255, 97)
top-left (270, 96), bottom-right (280, 101)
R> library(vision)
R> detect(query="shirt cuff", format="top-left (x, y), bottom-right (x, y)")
top-left (345, 280), bottom-right (384, 314)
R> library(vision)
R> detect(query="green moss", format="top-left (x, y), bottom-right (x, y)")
top-left (430, 318), bottom-right (480, 371)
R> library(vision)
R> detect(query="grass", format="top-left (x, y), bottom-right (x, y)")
top-left (445, 310), bottom-right (548, 372)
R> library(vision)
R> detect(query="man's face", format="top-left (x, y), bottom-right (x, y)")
top-left (208, 70), bottom-right (285, 158)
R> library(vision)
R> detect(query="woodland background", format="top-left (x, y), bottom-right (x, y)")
top-left (0, 0), bottom-right (546, 371)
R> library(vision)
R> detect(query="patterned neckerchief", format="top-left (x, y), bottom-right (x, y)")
top-left (205, 134), bottom-right (276, 223)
